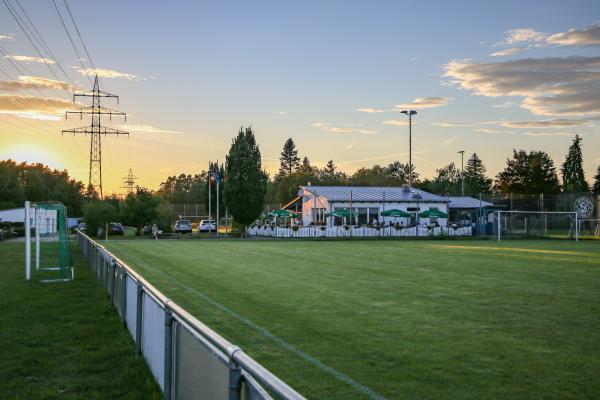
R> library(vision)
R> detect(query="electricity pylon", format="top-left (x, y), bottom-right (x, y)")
top-left (63, 75), bottom-right (128, 198)
top-left (121, 168), bottom-right (138, 195)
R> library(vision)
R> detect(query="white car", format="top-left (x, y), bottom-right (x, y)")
top-left (198, 219), bottom-right (216, 232)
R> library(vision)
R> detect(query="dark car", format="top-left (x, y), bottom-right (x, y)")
top-left (174, 220), bottom-right (192, 234)
top-left (98, 222), bottom-right (125, 236)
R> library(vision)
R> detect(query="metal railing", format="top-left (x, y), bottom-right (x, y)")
top-left (76, 230), bottom-right (305, 400)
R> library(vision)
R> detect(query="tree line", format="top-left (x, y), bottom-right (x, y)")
top-left (1, 130), bottom-right (599, 234)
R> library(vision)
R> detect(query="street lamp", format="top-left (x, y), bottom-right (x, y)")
top-left (458, 150), bottom-right (465, 197)
top-left (400, 110), bottom-right (417, 187)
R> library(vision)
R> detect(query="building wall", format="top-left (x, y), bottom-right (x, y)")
top-left (302, 200), bottom-right (449, 226)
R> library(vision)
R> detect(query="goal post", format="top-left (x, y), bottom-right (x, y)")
top-left (496, 210), bottom-right (579, 241)
top-left (25, 201), bottom-right (73, 282)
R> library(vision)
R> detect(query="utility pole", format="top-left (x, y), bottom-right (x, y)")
top-left (400, 110), bottom-right (417, 187)
top-left (121, 168), bottom-right (138, 196)
top-left (458, 150), bottom-right (465, 197)
top-left (63, 75), bottom-right (128, 198)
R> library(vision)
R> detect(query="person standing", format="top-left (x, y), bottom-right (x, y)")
top-left (152, 224), bottom-right (159, 240)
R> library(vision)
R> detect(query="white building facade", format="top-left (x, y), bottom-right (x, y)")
top-left (299, 186), bottom-right (450, 227)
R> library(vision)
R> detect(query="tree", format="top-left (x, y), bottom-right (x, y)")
top-left (120, 188), bottom-right (162, 234)
top-left (464, 153), bottom-right (492, 195)
top-left (0, 160), bottom-right (24, 209)
top-left (385, 161), bottom-right (418, 185)
top-left (592, 166), bottom-right (600, 194)
top-left (494, 150), bottom-right (560, 194)
top-left (561, 134), bottom-right (589, 192)
top-left (224, 127), bottom-right (267, 227)
top-left (428, 162), bottom-right (461, 195)
top-left (158, 173), bottom-right (205, 203)
top-left (83, 201), bottom-right (118, 237)
top-left (277, 138), bottom-right (300, 180)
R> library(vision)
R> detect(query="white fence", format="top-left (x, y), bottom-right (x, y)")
top-left (76, 230), bottom-right (305, 400)
top-left (247, 225), bottom-right (472, 238)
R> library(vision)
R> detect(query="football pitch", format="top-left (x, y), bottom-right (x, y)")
top-left (102, 239), bottom-right (600, 400)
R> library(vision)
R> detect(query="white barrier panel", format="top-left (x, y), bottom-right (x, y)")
top-left (143, 294), bottom-right (165, 389)
top-left (126, 275), bottom-right (137, 339)
top-left (175, 323), bottom-right (229, 400)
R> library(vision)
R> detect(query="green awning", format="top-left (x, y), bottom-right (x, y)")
top-left (418, 208), bottom-right (449, 218)
top-left (380, 209), bottom-right (411, 218)
top-left (268, 209), bottom-right (299, 218)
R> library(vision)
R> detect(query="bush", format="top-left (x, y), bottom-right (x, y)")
top-left (83, 201), bottom-right (118, 238)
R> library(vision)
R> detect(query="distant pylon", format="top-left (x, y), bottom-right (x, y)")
top-left (121, 168), bottom-right (138, 195)
top-left (62, 75), bottom-right (128, 198)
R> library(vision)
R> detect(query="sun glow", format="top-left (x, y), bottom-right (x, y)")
top-left (0, 144), bottom-right (62, 170)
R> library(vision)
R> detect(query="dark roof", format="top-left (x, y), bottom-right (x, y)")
top-left (299, 186), bottom-right (448, 203)
top-left (446, 196), bottom-right (493, 209)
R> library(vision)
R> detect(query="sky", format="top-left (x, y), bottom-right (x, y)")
top-left (1, 0), bottom-right (599, 195)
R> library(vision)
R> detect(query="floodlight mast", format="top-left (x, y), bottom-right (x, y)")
top-left (458, 150), bottom-right (465, 196)
top-left (400, 110), bottom-right (417, 186)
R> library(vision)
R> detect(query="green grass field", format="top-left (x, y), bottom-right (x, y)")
top-left (101, 239), bottom-right (600, 400)
top-left (0, 242), bottom-right (161, 399)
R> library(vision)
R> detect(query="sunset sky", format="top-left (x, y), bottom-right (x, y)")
top-left (1, 0), bottom-right (599, 195)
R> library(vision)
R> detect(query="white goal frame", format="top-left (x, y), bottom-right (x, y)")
top-left (496, 210), bottom-right (579, 242)
top-left (25, 201), bottom-right (74, 282)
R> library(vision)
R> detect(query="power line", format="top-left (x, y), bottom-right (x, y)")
top-left (48, 0), bottom-right (92, 86)
top-left (2, 0), bottom-right (64, 84)
top-left (63, 0), bottom-right (95, 70)
top-left (13, 0), bottom-right (77, 86)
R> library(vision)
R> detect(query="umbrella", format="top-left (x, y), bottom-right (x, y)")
top-left (380, 209), bottom-right (411, 218)
top-left (327, 209), bottom-right (354, 218)
top-left (268, 209), bottom-right (299, 218)
top-left (418, 208), bottom-right (449, 218)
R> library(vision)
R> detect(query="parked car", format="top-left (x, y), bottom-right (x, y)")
top-left (197, 219), bottom-right (216, 232)
top-left (174, 219), bottom-right (193, 234)
top-left (98, 222), bottom-right (124, 237)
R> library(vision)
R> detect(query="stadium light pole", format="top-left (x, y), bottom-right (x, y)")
top-left (458, 150), bottom-right (465, 196)
top-left (400, 110), bottom-right (417, 186)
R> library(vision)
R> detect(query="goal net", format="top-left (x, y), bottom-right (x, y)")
top-left (495, 211), bottom-right (578, 241)
top-left (577, 219), bottom-right (600, 239)
top-left (25, 201), bottom-right (73, 282)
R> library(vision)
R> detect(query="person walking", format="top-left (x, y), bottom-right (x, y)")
top-left (151, 223), bottom-right (159, 240)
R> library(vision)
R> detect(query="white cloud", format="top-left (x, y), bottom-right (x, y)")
top-left (489, 47), bottom-right (525, 57)
top-left (395, 97), bottom-right (451, 109)
top-left (311, 122), bottom-right (375, 135)
top-left (0, 76), bottom-right (76, 92)
top-left (498, 28), bottom-right (547, 46)
top-left (441, 136), bottom-right (459, 146)
top-left (500, 118), bottom-right (592, 129)
top-left (474, 128), bottom-right (509, 134)
top-left (444, 56), bottom-right (600, 116)
top-left (547, 24), bottom-right (600, 47)
top-left (76, 67), bottom-right (138, 80)
top-left (346, 142), bottom-right (355, 150)
top-left (356, 107), bottom-right (387, 113)
top-left (432, 122), bottom-right (474, 127)
top-left (117, 124), bottom-right (183, 134)
top-left (382, 119), bottom-right (408, 126)
top-left (0, 94), bottom-right (75, 116)
top-left (492, 101), bottom-right (518, 108)
top-left (4, 54), bottom-right (55, 64)
top-left (276, 111), bottom-right (287, 116)
top-left (0, 34), bottom-right (14, 41)
top-left (522, 131), bottom-right (576, 137)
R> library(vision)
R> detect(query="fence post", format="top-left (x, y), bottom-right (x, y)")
top-left (136, 283), bottom-right (143, 355)
top-left (121, 269), bottom-right (127, 325)
top-left (228, 358), bottom-right (242, 400)
top-left (163, 310), bottom-right (174, 400)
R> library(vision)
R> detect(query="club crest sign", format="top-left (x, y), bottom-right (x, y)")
top-left (574, 197), bottom-right (593, 219)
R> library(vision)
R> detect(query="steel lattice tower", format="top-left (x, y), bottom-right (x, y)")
top-left (63, 75), bottom-right (128, 198)
top-left (121, 168), bottom-right (138, 195)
